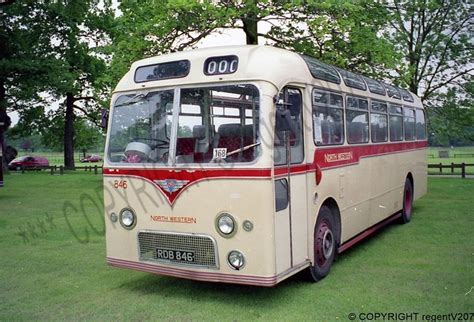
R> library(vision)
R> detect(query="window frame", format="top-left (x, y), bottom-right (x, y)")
top-left (403, 106), bottom-right (416, 141)
top-left (274, 86), bottom-right (305, 165)
top-left (370, 100), bottom-right (388, 143)
top-left (345, 95), bottom-right (369, 145)
top-left (312, 88), bottom-right (345, 146)
top-left (388, 103), bottom-right (404, 142)
top-left (415, 108), bottom-right (427, 140)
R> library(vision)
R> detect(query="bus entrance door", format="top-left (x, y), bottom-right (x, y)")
top-left (274, 87), bottom-right (307, 273)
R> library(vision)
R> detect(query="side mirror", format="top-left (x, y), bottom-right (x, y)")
top-left (100, 109), bottom-right (109, 129)
top-left (275, 109), bottom-right (293, 132)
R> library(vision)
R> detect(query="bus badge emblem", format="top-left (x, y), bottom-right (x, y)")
top-left (154, 179), bottom-right (190, 193)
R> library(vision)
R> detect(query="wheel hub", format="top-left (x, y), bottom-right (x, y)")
top-left (315, 221), bottom-right (334, 265)
top-left (322, 229), bottom-right (334, 259)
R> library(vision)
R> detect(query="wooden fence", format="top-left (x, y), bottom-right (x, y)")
top-left (427, 163), bottom-right (474, 178)
top-left (18, 165), bottom-right (103, 175)
top-left (12, 163), bottom-right (474, 178)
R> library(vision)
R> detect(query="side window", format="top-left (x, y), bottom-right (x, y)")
top-left (404, 107), bottom-right (416, 141)
top-left (346, 96), bottom-right (369, 144)
top-left (312, 90), bottom-right (344, 145)
top-left (415, 109), bottom-right (427, 140)
top-left (389, 104), bottom-right (403, 141)
top-left (370, 101), bottom-right (388, 143)
top-left (274, 87), bottom-right (304, 165)
top-left (275, 179), bottom-right (289, 211)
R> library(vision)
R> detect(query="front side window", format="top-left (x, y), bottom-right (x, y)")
top-left (107, 84), bottom-right (260, 164)
top-left (274, 88), bottom-right (304, 165)
top-left (346, 96), bottom-right (369, 144)
top-left (312, 90), bottom-right (344, 145)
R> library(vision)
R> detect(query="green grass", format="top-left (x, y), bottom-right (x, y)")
top-left (428, 146), bottom-right (474, 164)
top-left (428, 147), bottom-right (474, 175)
top-left (0, 173), bottom-right (473, 320)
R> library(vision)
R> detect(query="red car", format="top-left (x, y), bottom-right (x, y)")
top-left (8, 156), bottom-right (50, 170)
top-left (80, 154), bottom-right (102, 163)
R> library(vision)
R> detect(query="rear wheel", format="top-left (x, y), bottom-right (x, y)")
top-left (308, 205), bottom-right (336, 282)
top-left (400, 178), bottom-right (413, 224)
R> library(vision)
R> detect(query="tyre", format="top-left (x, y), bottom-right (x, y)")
top-left (308, 205), bottom-right (337, 282)
top-left (400, 178), bottom-right (413, 224)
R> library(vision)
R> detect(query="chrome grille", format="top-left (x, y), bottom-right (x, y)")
top-left (138, 231), bottom-right (218, 268)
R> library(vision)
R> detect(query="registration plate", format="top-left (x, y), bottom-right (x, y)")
top-left (156, 248), bottom-right (195, 263)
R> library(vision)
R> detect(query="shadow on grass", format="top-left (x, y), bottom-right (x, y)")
top-left (117, 269), bottom-right (310, 301)
top-left (114, 205), bottom-right (423, 305)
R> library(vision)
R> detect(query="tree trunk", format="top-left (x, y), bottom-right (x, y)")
top-left (0, 79), bottom-right (11, 172)
top-left (242, 0), bottom-right (259, 45)
top-left (64, 92), bottom-right (75, 169)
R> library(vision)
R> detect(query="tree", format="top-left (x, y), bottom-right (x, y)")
top-left (385, 0), bottom-right (473, 101)
top-left (1, 1), bottom-right (113, 169)
top-left (0, 1), bottom-right (62, 169)
top-left (109, 0), bottom-right (396, 85)
top-left (41, 111), bottom-right (104, 155)
top-left (427, 82), bottom-right (474, 145)
top-left (40, 1), bottom-right (113, 168)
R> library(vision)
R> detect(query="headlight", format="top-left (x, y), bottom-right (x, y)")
top-left (119, 208), bottom-right (136, 229)
top-left (227, 250), bottom-right (245, 270)
top-left (216, 213), bottom-right (236, 237)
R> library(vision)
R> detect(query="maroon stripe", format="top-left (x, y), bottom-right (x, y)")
top-left (106, 257), bottom-right (278, 286)
top-left (104, 168), bottom-right (272, 204)
top-left (315, 141), bottom-right (427, 169)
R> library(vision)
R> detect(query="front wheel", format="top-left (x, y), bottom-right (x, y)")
top-left (308, 205), bottom-right (337, 282)
top-left (400, 178), bottom-right (413, 224)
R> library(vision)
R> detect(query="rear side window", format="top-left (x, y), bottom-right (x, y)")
top-left (415, 109), bottom-right (426, 140)
top-left (346, 96), bottom-right (369, 144)
top-left (370, 101), bottom-right (388, 143)
top-left (389, 104), bottom-right (403, 141)
top-left (404, 108), bottom-right (416, 141)
top-left (312, 90), bottom-right (344, 145)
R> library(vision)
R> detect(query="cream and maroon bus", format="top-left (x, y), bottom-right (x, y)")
top-left (104, 46), bottom-right (427, 286)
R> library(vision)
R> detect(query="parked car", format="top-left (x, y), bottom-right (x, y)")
top-left (8, 156), bottom-right (50, 170)
top-left (80, 154), bottom-right (102, 163)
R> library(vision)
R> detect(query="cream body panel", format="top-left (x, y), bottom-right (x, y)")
top-left (104, 177), bottom-right (276, 277)
top-left (288, 173), bottom-right (309, 265)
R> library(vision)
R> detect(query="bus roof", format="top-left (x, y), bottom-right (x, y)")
top-left (115, 45), bottom-right (422, 108)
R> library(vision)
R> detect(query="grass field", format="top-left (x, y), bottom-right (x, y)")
top-left (427, 147), bottom-right (474, 176)
top-left (0, 173), bottom-right (473, 320)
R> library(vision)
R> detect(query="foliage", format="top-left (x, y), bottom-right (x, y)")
top-left (384, 0), bottom-right (473, 101)
top-left (1, 1), bottom-right (113, 167)
top-left (427, 81), bottom-right (474, 145)
top-left (108, 0), bottom-right (397, 85)
top-left (40, 112), bottom-right (104, 153)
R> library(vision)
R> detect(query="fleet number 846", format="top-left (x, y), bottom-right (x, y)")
top-left (113, 180), bottom-right (127, 189)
